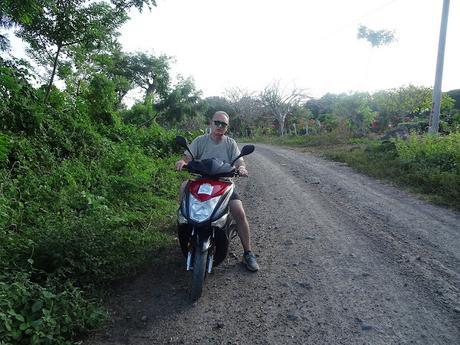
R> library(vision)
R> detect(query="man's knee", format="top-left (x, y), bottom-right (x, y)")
top-left (230, 200), bottom-right (246, 220)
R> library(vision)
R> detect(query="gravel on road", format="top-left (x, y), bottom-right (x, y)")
top-left (86, 144), bottom-right (460, 345)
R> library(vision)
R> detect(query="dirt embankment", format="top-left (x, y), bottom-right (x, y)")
top-left (86, 144), bottom-right (460, 345)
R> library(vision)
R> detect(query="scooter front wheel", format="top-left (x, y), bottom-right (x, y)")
top-left (190, 249), bottom-right (207, 301)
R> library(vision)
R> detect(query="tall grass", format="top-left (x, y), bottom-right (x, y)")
top-left (254, 132), bottom-right (460, 210)
top-left (326, 133), bottom-right (460, 209)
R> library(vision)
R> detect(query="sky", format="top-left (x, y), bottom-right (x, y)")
top-left (119, 0), bottom-right (459, 100)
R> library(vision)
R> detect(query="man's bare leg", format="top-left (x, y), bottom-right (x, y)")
top-left (229, 199), bottom-right (252, 252)
top-left (230, 199), bottom-right (259, 271)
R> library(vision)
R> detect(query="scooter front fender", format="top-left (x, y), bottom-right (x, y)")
top-left (195, 233), bottom-right (212, 253)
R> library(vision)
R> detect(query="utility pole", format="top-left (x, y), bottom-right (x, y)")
top-left (429, 0), bottom-right (450, 134)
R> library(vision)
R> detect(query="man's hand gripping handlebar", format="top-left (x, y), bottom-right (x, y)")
top-left (175, 159), bottom-right (188, 171)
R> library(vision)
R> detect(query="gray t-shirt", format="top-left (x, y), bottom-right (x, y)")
top-left (185, 134), bottom-right (241, 164)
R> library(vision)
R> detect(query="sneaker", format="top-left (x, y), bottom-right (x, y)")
top-left (243, 251), bottom-right (259, 272)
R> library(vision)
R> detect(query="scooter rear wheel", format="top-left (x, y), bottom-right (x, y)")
top-left (190, 249), bottom-right (207, 301)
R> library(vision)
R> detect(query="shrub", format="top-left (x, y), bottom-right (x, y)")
top-left (0, 273), bottom-right (106, 345)
top-left (84, 74), bottom-right (118, 125)
top-left (324, 133), bottom-right (460, 209)
top-left (395, 132), bottom-right (460, 173)
top-left (0, 133), bottom-right (11, 165)
top-left (0, 61), bottom-right (185, 343)
top-left (121, 102), bottom-right (157, 128)
top-left (0, 60), bottom-right (45, 134)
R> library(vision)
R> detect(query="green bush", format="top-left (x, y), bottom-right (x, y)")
top-left (395, 132), bottom-right (460, 173)
top-left (393, 133), bottom-right (460, 206)
top-left (0, 133), bottom-right (11, 165)
top-left (1, 61), bottom-right (184, 343)
top-left (0, 60), bottom-right (45, 134)
top-left (0, 273), bottom-right (106, 345)
top-left (324, 133), bottom-right (460, 209)
top-left (121, 102), bottom-right (157, 127)
top-left (84, 74), bottom-right (119, 125)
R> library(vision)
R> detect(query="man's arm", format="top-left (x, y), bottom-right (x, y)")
top-left (234, 158), bottom-right (248, 176)
top-left (229, 138), bottom-right (248, 176)
top-left (176, 136), bottom-right (201, 171)
top-left (234, 157), bottom-right (244, 168)
top-left (175, 154), bottom-right (192, 171)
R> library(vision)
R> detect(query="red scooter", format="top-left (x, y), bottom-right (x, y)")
top-left (175, 136), bottom-right (255, 300)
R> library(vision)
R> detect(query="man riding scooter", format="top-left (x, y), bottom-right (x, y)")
top-left (175, 111), bottom-right (259, 272)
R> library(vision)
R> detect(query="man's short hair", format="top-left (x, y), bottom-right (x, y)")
top-left (213, 111), bottom-right (229, 122)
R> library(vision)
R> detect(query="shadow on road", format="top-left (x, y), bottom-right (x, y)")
top-left (86, 245), bottom-right (193, 343)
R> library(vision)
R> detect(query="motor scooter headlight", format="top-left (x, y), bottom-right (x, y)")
top-left (189, 194), bottom-right (220, 223)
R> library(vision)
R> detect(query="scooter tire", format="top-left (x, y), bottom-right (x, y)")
top-left (190, 249), bottom-right (207, 301)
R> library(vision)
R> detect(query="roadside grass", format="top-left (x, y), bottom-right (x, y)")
top-left (252, 133), bottom-right (460, 211)
top-left (0, 64), bottom-right (188, 344)
top-left (0, 145), bottom-right (184, 344)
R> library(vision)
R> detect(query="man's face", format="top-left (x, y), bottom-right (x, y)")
top-left (211, 115), bottom-right (229, 137)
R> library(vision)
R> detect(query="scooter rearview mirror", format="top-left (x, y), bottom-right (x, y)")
top-left (176, 136), bottom-right (188, 147)
top-left (176, 135), bottom-right (195, 160)
top-left (231, 145), bottom-right (255, 166)
top-left (240, 145), bottom-right (255, 156)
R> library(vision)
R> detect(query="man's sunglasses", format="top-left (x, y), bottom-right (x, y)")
top-left (213, 120), bottom-right (228, 127)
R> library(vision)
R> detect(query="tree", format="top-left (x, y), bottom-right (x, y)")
top-left (259, 81), bottom-right (308, 135)
top-left (446, 89), bottom-right (460, 110)
top-left (86, 50), bottom-right (173, 107)
top-left (306, 93), bottom-right (341, 117)
top-left (85, 73), bottom-right (118, 125)
top-left (127, 52), bottom-right (172, 104)
top-left (333, 92), bottom-right (376, 136)
top-left (84, 44), bottom-right (136, 105)
top-left (371, 85), bottom-right (453, 132)
top-left (224, 87), bottom-right (262, 136)
top-left (203, 96), bottom-right (235, 119)
top-left (16, 0), bottom-right (130, 102)
top-left (357, 25), bottom-right (396, 47)
top-left (111, 0), bottom-right (156, 11)
top-left (156, 76), bottom-right (203, 125)
top-left (11, 0), bottom-right (156, 103)
top-left (121, 102), bottom-right (157, 127)
top-left (106, 47), bottom-right (136, 105)
top-left (52, 38), bottom-right (124, 102)
top-left (0, 56), bottom-right (43, 133)
top-left (225, 87), bottom-right (260, 118)
top-left (0, 0), bottom-right (47, 51)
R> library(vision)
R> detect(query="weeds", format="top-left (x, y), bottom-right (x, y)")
top-left (0, 62), bottom-right (184, 343)
top-left (255, 132), bottom-right (460, 210)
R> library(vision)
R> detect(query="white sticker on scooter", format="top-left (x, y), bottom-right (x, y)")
top-left (198, 183), bottom-right (213, 195)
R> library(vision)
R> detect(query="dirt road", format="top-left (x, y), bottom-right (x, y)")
top-left (87, 144), bottom-right (460, 345)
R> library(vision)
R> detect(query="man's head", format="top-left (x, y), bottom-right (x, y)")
top-left (210, 111), bottom-right (229, 138)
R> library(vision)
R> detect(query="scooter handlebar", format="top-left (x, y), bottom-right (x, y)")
top-left (179, 164), bottom-right (246, 177)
